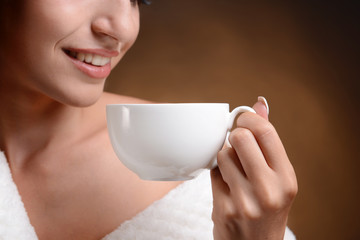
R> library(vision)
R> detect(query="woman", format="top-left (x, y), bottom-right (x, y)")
top-left (0, 1), bottom-right (297, 239)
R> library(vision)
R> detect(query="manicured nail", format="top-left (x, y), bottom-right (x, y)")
top-left (258, 96), bottom-right (269, 115)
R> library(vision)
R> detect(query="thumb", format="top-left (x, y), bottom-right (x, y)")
top-left (252, 96), bottom-right (269, 121)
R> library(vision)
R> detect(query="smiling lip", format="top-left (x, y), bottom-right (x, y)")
top-left (67, 48), bottom-right (120, 58)
top-left (64, 48), bottom-right (119, 79)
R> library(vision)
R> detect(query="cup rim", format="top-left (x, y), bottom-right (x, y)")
top-left (106, 103), bottom-right (229, 106)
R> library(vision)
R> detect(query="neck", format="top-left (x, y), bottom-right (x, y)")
top-left (0, 77), bottom-right (83, 167)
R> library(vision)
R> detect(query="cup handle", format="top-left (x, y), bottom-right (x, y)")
top-left (208, 106), bottom-right (256, 169)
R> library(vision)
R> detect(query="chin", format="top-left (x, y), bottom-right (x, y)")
top-left (51, 87), bottom-right (104, 108)
top-left (35, 75), bottom-right (106, 108)
top-left (68, 97), bottom-right (99, 108)
top-left (67, 93), bottom-right (102, 107)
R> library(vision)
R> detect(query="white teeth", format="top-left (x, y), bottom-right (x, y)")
top-left (84, 53), bottom-right (93, 63)
top-left (91, 55), bottom-right (102, 66)
top-left (101, 57), bottom-right (110, 65)
top-left (76, 52), bottom-right (85, 62)
top-left (70, 50), bottom-right (110, 66)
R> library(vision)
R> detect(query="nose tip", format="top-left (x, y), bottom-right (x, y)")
top-left (90, 2), bottom-right (140, 45)
top-left (91, 18), bottom-right (120, 42)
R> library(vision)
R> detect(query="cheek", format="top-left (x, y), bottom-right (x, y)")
top-left (21, 1), bottom-right (90, 49)
top-left (11, 2), bottom-right (84, 74)
top-left (21, 3), bottom-right (82, 50)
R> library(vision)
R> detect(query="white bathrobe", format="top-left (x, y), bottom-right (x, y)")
top-left (0, 151), bottom-right (296, 240)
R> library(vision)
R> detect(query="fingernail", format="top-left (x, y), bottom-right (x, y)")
top-left (258, 96), bottom-right (269, 115)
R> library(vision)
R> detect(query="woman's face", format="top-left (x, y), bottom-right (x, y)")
top-left (3, 0), bottom-right (140, 106)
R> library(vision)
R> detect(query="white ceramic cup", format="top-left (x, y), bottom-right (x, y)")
top-left (106, 103), bottom-right (255, 181)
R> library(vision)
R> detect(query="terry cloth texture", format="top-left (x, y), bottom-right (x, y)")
top-left (0, 151), bottom-right (296, 240)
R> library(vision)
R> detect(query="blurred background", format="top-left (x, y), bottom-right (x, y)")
top-left (105, 1), bottom-right (360, 239)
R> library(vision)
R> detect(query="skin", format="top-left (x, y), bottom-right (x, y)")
top-left (0, 1), bottom-right (297, 240)
top-left (211, 101), bottom-right (298, 240)
top-left (0, 1), bottom-right (181, 239)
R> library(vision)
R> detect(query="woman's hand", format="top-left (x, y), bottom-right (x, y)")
top-left (211, 97), bottom-right (298, 240)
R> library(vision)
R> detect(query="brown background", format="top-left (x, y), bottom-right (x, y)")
top-left (105, 1), bottom-right (360, 239)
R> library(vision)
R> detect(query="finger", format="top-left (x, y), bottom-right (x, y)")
top-left (228, 127), bottom-right (271, 180)
top-left (211, 166), bottom-right (230, 196)
top-left (236, 113), bottom-right (291, 172)
top-left (210, 167), bottom-right (238, 230)
top-left (214, 148), bottom-right (265, 221)
top-left (216, 147), bottom-right (250, 192)
top-left (211, 167), bottom-right (233, 213)
top-left (252, 96), bottom-right (269, 121)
